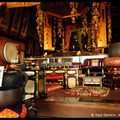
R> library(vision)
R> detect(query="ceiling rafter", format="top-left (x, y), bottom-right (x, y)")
top-left (5, 2), bottom-right (40, 8)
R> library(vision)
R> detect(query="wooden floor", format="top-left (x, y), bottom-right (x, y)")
top-left (26, 88), bottom-right (120, 118)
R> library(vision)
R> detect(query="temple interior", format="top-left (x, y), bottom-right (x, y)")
top-left (0, 2), bottom-right (120, 118)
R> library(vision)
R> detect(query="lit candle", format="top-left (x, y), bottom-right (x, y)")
top-left (73, 45), bottom-right (75, 50)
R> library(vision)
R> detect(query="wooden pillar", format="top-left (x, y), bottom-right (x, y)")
top-left (97, 2), bottom-right (107, 48)
top-left (44, 13), bottom-right (52, 50)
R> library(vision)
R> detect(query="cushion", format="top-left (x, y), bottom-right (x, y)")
top-left (46, 84), bottom-right (63, 93)
top-left (104, 57), bottom-right (120, 67)
top-left (0, 104), bottom-right (27, 118)
top-left (65, 86), bottom-right (110, 97)
top-left (46, 74), bottom-right (64, 80)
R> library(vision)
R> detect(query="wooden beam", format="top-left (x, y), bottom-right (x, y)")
top-left (62, 7), bottom-right (90, 19)
top-left (24, 2), bottom-right (41, 7)
top-left (44, 11), bottom-right (62, 18)
top-left (62, 13), bottom-right (82, 19)
top-left (6, 2), bottom-right (40, 8)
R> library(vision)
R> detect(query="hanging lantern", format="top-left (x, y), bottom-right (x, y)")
top-left (91, 2), bottom-right (100, 47)
top-left (69, 2), bottom-right (78, 23)
top-left (107, 2), bottom-right (112, 44)
top-left (91, 2), bottom-right (100, 30)
top-left (53, 17), bottom-right (57, 48)
top-left (57, 18), bottom-right (62, 38)
top-left (81, 7), bottom-right (89, 35)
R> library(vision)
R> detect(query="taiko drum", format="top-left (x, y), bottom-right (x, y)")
top-left (0, 41), bottom-right (18, 63)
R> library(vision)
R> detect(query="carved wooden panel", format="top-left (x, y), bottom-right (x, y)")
top-left (10, 8), bottom-right (23, 36)
top-left (20, 8), bottom-right (31, 39)
top-left (0, 7), bottom-right (12, 34)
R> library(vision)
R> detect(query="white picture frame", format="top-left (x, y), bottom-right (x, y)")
top-left (0, 66), bottom-right (4, 87)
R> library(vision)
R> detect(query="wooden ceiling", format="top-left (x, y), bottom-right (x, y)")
top-left (46, 2), bottom-right (89, 17)
top-left (5, 2), bottom-right (91, 18)
top-left (5, 2), bottom-right (40, 8)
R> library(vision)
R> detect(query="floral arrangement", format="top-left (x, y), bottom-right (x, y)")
top-left (77, 51), bottom-right (81, 62)
top-left (44, 52), bottom-right (48, 65)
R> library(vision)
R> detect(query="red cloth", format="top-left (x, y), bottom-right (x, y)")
top-left (46, 74), bottom-right (64, 79)
top-left (46, 84), bottom-right (63, 93)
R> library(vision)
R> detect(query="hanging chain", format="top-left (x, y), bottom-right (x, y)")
top-left (107, 2), bottom-right (112, 45)
top-left (36, 4), bottom-right (44, 47)
top-left (57, 18), bottom-right (62, 38)
top-left (53, 17), bottom-right (56, 48)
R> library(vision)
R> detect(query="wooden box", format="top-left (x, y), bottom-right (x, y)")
top-left (65, 68), bottom-right (79, 89)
